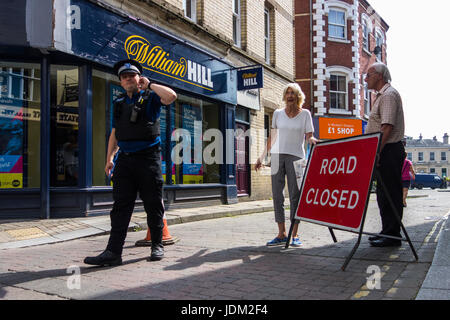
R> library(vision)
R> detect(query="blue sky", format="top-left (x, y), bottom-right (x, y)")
top-left (367, 0), bottom-right (449, 141)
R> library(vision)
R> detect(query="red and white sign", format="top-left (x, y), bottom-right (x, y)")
top-left (295, 134), bottom-right (380, 232)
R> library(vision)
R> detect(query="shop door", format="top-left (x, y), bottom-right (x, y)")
top-left (235, 122), bottom-right (249, 196)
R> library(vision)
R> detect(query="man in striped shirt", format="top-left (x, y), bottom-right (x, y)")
top-left (365, 62), bottom-right (406, 247)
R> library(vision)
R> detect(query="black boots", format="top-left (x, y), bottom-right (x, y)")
top-left (84, 250), bottom-right (122, 266)
top-left (84, 245), bottom-right (164, 266)
top-left (149, 244), bottom-right (164, 261)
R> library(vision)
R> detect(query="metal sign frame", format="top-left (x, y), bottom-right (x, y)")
top-left (285, 133), bottom-right (418, 271)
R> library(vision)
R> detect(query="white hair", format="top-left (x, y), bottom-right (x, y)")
top-left (282, 83), bottom-right (305, 108)
top-left (371, 62), bottom-right (392, 83)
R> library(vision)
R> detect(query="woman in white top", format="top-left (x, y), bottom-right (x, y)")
top-left (255, 83), bottom-right (317, 246)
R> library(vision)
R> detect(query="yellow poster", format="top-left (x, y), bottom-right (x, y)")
top-left (0, 173), bottom-right (23, 188)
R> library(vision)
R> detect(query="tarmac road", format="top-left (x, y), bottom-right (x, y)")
top-left (0, 189), bottom-right (449, 301)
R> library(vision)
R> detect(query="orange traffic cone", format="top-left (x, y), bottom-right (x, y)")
top-left (135, 217), bottom-right (179, 246)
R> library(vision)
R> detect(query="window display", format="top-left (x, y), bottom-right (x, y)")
top-left (0, 62), bottom-right (41, 188)
top-left (50, 65), bottom-right (79, 187)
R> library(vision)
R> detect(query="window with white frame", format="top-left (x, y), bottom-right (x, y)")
top-left (375, 31), bottom-right (384, 60)
top-left (183, 0), bottom-right (196, 22)
top-left (419, 152), bottom-right (424, 161)
top-left (362, 19), bottom-right (369, 51)
top-left (430, 152), bottom-right (435, 161)
top-left (328, 9), bottom-right (346, 39)
top-left (441, 151), bottom-right (447, 161)
top-left (233, 0), bottom-right (241, 47)
top-left (330, 74), bottom-right (347, 110)
top-left (442, 168), bottom-right (447, 177)
top-left (363, 75), bottom-right (370, 116)
top-left (264, 8), bottom-right (270, 64)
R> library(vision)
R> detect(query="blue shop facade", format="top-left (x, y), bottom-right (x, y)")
top-left (0, 0), bottom-right (241, 218)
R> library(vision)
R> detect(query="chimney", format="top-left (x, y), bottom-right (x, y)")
top-left (433, 136), bottom-right (437, 141)
top-left (444, 133), bottom-right (449, 145)
top-left (419, 134), bottom-right (422, 140)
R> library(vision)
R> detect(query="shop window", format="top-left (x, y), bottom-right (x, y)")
top-left (430, 168), bottom-right (435, 174)
top-left (50, 65), bottom-right (79, 187)
top-left (170, 93), bottom-right (220, 184)
top-left (0, 62), bottom-right (41, 189)
top-left (236, 106), bottom-right (249, 123)
top-left (92, 69), bottom-right (122, 186)
top-left (442, 168), bottom-right (447, 177)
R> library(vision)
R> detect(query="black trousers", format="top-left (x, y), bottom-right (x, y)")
top-left (376, 141), bottom-right (406, 237)
top-left (106, 146), bottom-right (164, 255)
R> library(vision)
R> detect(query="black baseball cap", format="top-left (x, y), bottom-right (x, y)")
top-left (113, 59), bottom-right (143, 77)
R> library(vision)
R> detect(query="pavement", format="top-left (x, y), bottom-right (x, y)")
top-left (1, 193), bottom-right (449, 300)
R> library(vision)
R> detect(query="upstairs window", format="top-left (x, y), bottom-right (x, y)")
top-left (407, 153), bottom-right (413, 161)
top-left (264, 8), bottom-right (270, 64)
top-left (442, 152), bottom-right (447, 161)
top-left (418, 152), bottom-right (424, 161)
top-left (430, 152), bottom-right (435, 161)
top-left (183, 0), bottom-right (196, 22)
top-left (375, 31), bottom-right (384, 60)
top-left (330, 74), bottom-right (347, 110)
top-left (328, 9), bottom-right (346, 39)
top-left (363, 75), bottom-right (370, 116)
top-left (233, 0), bottom-right (241, 47)
top-left (362, 20), bottom-right (369, 51)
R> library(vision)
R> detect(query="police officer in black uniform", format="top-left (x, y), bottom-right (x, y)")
top-left (84, 59), bottom-right (177, 266)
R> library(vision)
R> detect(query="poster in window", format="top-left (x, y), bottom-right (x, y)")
top-left (0, 71), bottom-right (23, 188)
top-left (182, 104), bottom-right (203, 184)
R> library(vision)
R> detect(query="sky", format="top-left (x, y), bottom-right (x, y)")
top-left (366, 0), bottom-right (450, 141)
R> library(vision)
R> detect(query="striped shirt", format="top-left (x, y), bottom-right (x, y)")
top-left (366, 83), bottom-right (405, 143)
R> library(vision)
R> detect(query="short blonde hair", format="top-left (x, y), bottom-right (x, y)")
top-left (282, 83), bottom-right (305, 108)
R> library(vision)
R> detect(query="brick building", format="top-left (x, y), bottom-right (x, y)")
top-left (0, 0), bottom-right (294, 218)
top-left (294, 0), bottom-right (389, 139)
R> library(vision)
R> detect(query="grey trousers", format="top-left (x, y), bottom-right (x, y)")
top-left (271, 153), bottom-right (301, 224)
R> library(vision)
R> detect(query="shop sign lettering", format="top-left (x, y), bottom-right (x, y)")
top-left (125, 35), bottom-right (214, 91)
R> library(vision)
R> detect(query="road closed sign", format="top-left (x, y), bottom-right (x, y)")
top-left (295, 133), bottom-right (380, 232)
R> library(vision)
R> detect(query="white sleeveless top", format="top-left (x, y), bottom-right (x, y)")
top-left (270, 108), bottom-right (314, 159)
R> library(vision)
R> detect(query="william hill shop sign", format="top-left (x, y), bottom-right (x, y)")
top-left (54, 0), bottom-right (235, 104)
top-left (124, 35), bottom-right (214, 91)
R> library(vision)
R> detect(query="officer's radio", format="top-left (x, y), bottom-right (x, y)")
top-left (129, 104), bottom-right (141, 123)
top-left (130, 95), bottom-right (145, 123)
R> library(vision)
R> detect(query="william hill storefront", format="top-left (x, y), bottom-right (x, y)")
top-left (0, 0), bottom-right (238, 218)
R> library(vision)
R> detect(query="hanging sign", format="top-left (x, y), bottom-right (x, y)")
top-left (237, 66), bottom-right (263, 91)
